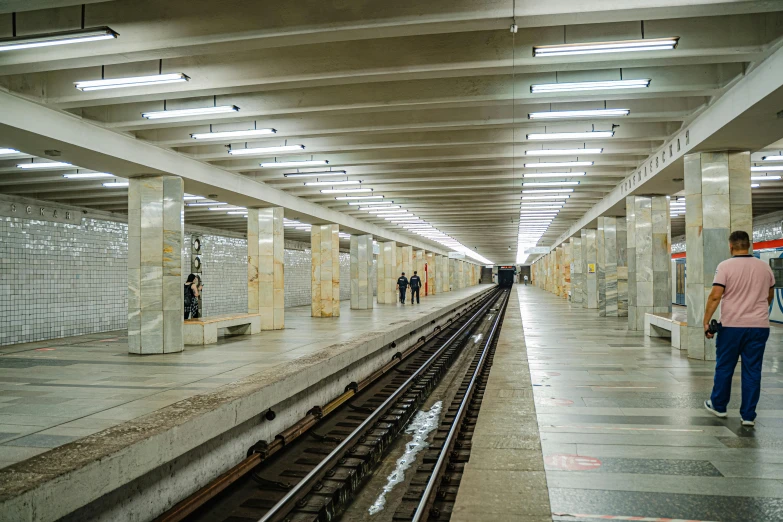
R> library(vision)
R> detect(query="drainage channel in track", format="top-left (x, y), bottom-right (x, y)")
top-left (156, 288), bottom-right (507, 522)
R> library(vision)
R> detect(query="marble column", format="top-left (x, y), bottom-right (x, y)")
top-left (599, 217), bottom-right (619, 317)
top-left (617, 217), bottom-right (628, 317)
top-left (684, 151), bottom-right (752, 360)
top-left (311, 224), bottom-right (340, 317)
top-left (564, 242), bottom-right (572, 300)
top-left (247, 207), bottom-right (284, 330)
top-left (402, 245), bottom-right (413, 278)
top-left (571, 237), bottom-right (583, 305)
top-left (438, 255), bottom-right (448, 292)
top-left (597, 219), bottom-right (607, 316)
top-left (626, 196), bottom-right (671, 331)
top-left (350, 234), bottom-right (373, 309)
top-left (396, 245), bottom-right (403, 278)
top-left (414, 249), bottom-right (425, 289)
top-left (425, 252), bottom-right (435, 295)
top-left (449, 259), bottom-right (456, 290)
top-left (582, 229), bottom-right (598, 309)
top-left (128, 175), bottom-right (183, 355)
top-left (377, 241), bottom-right (397, 304)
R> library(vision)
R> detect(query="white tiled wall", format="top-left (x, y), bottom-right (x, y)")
top-left (1, 213), bottom-right (375, 346)
top-left (0, 217), bottom-right (127, 346)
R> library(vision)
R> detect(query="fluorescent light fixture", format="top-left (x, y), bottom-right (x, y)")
top-left (761, 155), bottom-right (783, 161)
top-left (523, 189), bottom-right (574, 193)
top-left (102, 181), bottom-right (129, 188)
top-left (381, 214), bottom-right (415, 218)
top-left (0, 148), bottom-right (20, 155)
top-left (191, 128), bottom-right (276, 140)
top-left (751, 175), bottom-right (782, 181)
top-left (389, 219), bottom-right (423, 223)
top-left (183, 195), bottom-right (205, 200)
top-left (368, 208), bottom-right (406, 214)
top-left (63, 172), bottom-right (114, 179)
top-left (358, 206), bottom-right (399, 211)
top-left (751, 183), bottom-right (760, 188)
top-left (751, 166), bottom-right (783, 172)
top-left (227, 211), bottom-right (249, 215)
top-left (522, 195), bottom-right (570, 200)
top-left (229, 145), bottom-right (304, 156)
top-left (17, 161), bottom-right (72, 169)
top-left (523, 172), bottom-right (585, 178)
top-left (519, 212), bottom-right (559, 215)
top-left (525, 161), bottom-right (593, 168)
top-left (320, 188), bottom-right (372, 194)
top-left (304, 180), bottom-right (360, 187)
top-left (527, 131), bottom-right (614, 140)
top-left (528, 109), bottom-right (629, 120)
top-left (531, 79), bottom-right (650, 93)
top-left (335, 195), bottom-right (382, 200)
top-left (75, 73), bottom-right (188, 91)
top-left (295, 226), bottom-right (312, 230)
top-left (284, 170), bottom-right (345, 178)
top-left (348, 200), bottom-right (391, 205)
top-left (520, 205), bottom-right (564, 209)
top-left (142, 105), bottom-right (239, 119)
top-left (188, 201), bottom-right (226, 207)
top-left (523, 181), bottom-right (580, 186)
top-left (262, 160), bottom-right (328, 168)
top-left (208, 206), bottom-right (246, 211)
top-left (0, 27), bottom-right (118, 52)
top-left (525, 148), bottom-right (602, 156)
top-left (533, 38), bottom-right (678, 57)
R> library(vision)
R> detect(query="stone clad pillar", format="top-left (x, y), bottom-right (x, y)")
top-left (396, 245), bottom-right (403, 278)
top-left (563, 244), bottom-right (572, 299)
top-left (599, 217), bottom-right (619, 316)
top-left (597, 219), bottom-right (607, 316)
top-left (426, 252), bottom-right (435, 295)
top-left (128, 175), bottom-right (183, 354)
top-left (247, 207), bottom-right (284, 329)
top-left (626, 196), bottom-right (671, 331)
top-left (311, 224), bottom-right (340, 317)
top-left (350, 234), bottom-right (373, 310)
top-left (582, 229), bottom-right (598, 309)
top-left (449, 258), bottom-right (456, 290)
top-left (571, 237), bottom-right (583, 304)
top-left (377, 241), bottom-right (397, 304)
top-left (617, 217), bottom-right (628, 317)
top-left (438, 255), bottom-right (448, 292)
top-left (414, 249), bottom-right (425, 291)
top-left (684, 151), bottom-right (752, 360)
top-left (402, 246), bottom-right (413, 277)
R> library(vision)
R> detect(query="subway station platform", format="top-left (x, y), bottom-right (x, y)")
top-left (456, 285), bottom-right (783, 522)
top-left (0, 285), bottom-right (493, 522)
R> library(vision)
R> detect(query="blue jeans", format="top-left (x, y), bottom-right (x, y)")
top-left (710, 326), bottom-right (769, 421)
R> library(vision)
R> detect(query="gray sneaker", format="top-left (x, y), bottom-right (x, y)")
top-left (741, 418), bottom-right (755, 427)
top-left (704, 400), bottom-right (727, 418)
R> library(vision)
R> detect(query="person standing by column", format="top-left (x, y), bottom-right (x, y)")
top-left (524, 274), bottom-right (529, 286)
top-left (397, 272), bottom-right (409, 305)
top-left (410, 271), bottom-right (421, 304)
top-left (704, 231), bottom-right (776, 427)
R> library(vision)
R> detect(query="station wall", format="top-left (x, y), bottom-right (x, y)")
top-left (1, 211), bottom-right (376, 346)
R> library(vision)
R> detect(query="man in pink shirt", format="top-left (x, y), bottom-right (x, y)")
top-left (703, 231), bottom-right (776, 426)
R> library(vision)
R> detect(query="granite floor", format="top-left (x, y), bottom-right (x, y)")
top-left (517, 285), bottom-right (783, 522)
top-left (0, 286), bottom-right (489, 469)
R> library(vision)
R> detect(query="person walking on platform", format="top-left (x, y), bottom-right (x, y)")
top-left (704, 231), bottom-right (776, 427)
top-left (409, 271), bottom-right (422, 304)
top-left (396, 272), bottom-right (409, 305)
top-left (524, 274), bottom-right (529, 285)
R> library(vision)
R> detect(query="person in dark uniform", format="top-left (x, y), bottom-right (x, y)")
top-left (396, 272), bottom-right (409, 305)
top-left (409, 271), bottom-right (422, 304)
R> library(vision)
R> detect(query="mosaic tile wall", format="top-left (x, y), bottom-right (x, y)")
top-left (183, 233), bottom-right (248, 317)
top-left (1, 210), bottom-right (381, 345)
top-left (0, 217), bottom-right (128, 346)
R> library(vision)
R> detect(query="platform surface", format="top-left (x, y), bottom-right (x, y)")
top-left (0, 286), bottom-right (491, 471)
top-left (456, 285), bottom-right (783, 522)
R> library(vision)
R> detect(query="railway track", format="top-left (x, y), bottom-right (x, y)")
top-left (156, 287), bottom-right (508, 522)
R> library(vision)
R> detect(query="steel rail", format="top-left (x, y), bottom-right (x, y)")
top-left (257, 287), bottom-right (503, 522)
top-left (411, 289), bottom-right (509, 522)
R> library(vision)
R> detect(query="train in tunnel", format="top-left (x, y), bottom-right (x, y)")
top-left (497, 265), bottom-right (516, 288)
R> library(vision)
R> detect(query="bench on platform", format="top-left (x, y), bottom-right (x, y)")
top-left (644, 310), bottom-right (687, 350)
top-left (184, 313), bottom-right (262, 345)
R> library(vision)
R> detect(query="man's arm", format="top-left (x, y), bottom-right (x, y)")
top-left (769, 287), bottom-right (775, 307)
top-left (703, 285), bottom-right (724, 339)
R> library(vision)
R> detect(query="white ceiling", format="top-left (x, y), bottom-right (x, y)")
top-left (1, 1), bottom-right (782, 264)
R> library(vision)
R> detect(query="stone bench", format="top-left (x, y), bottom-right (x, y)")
top-left (644, 311), bottom-right (687, 350)
top-left (184, 313), bottom-right (262, 345)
